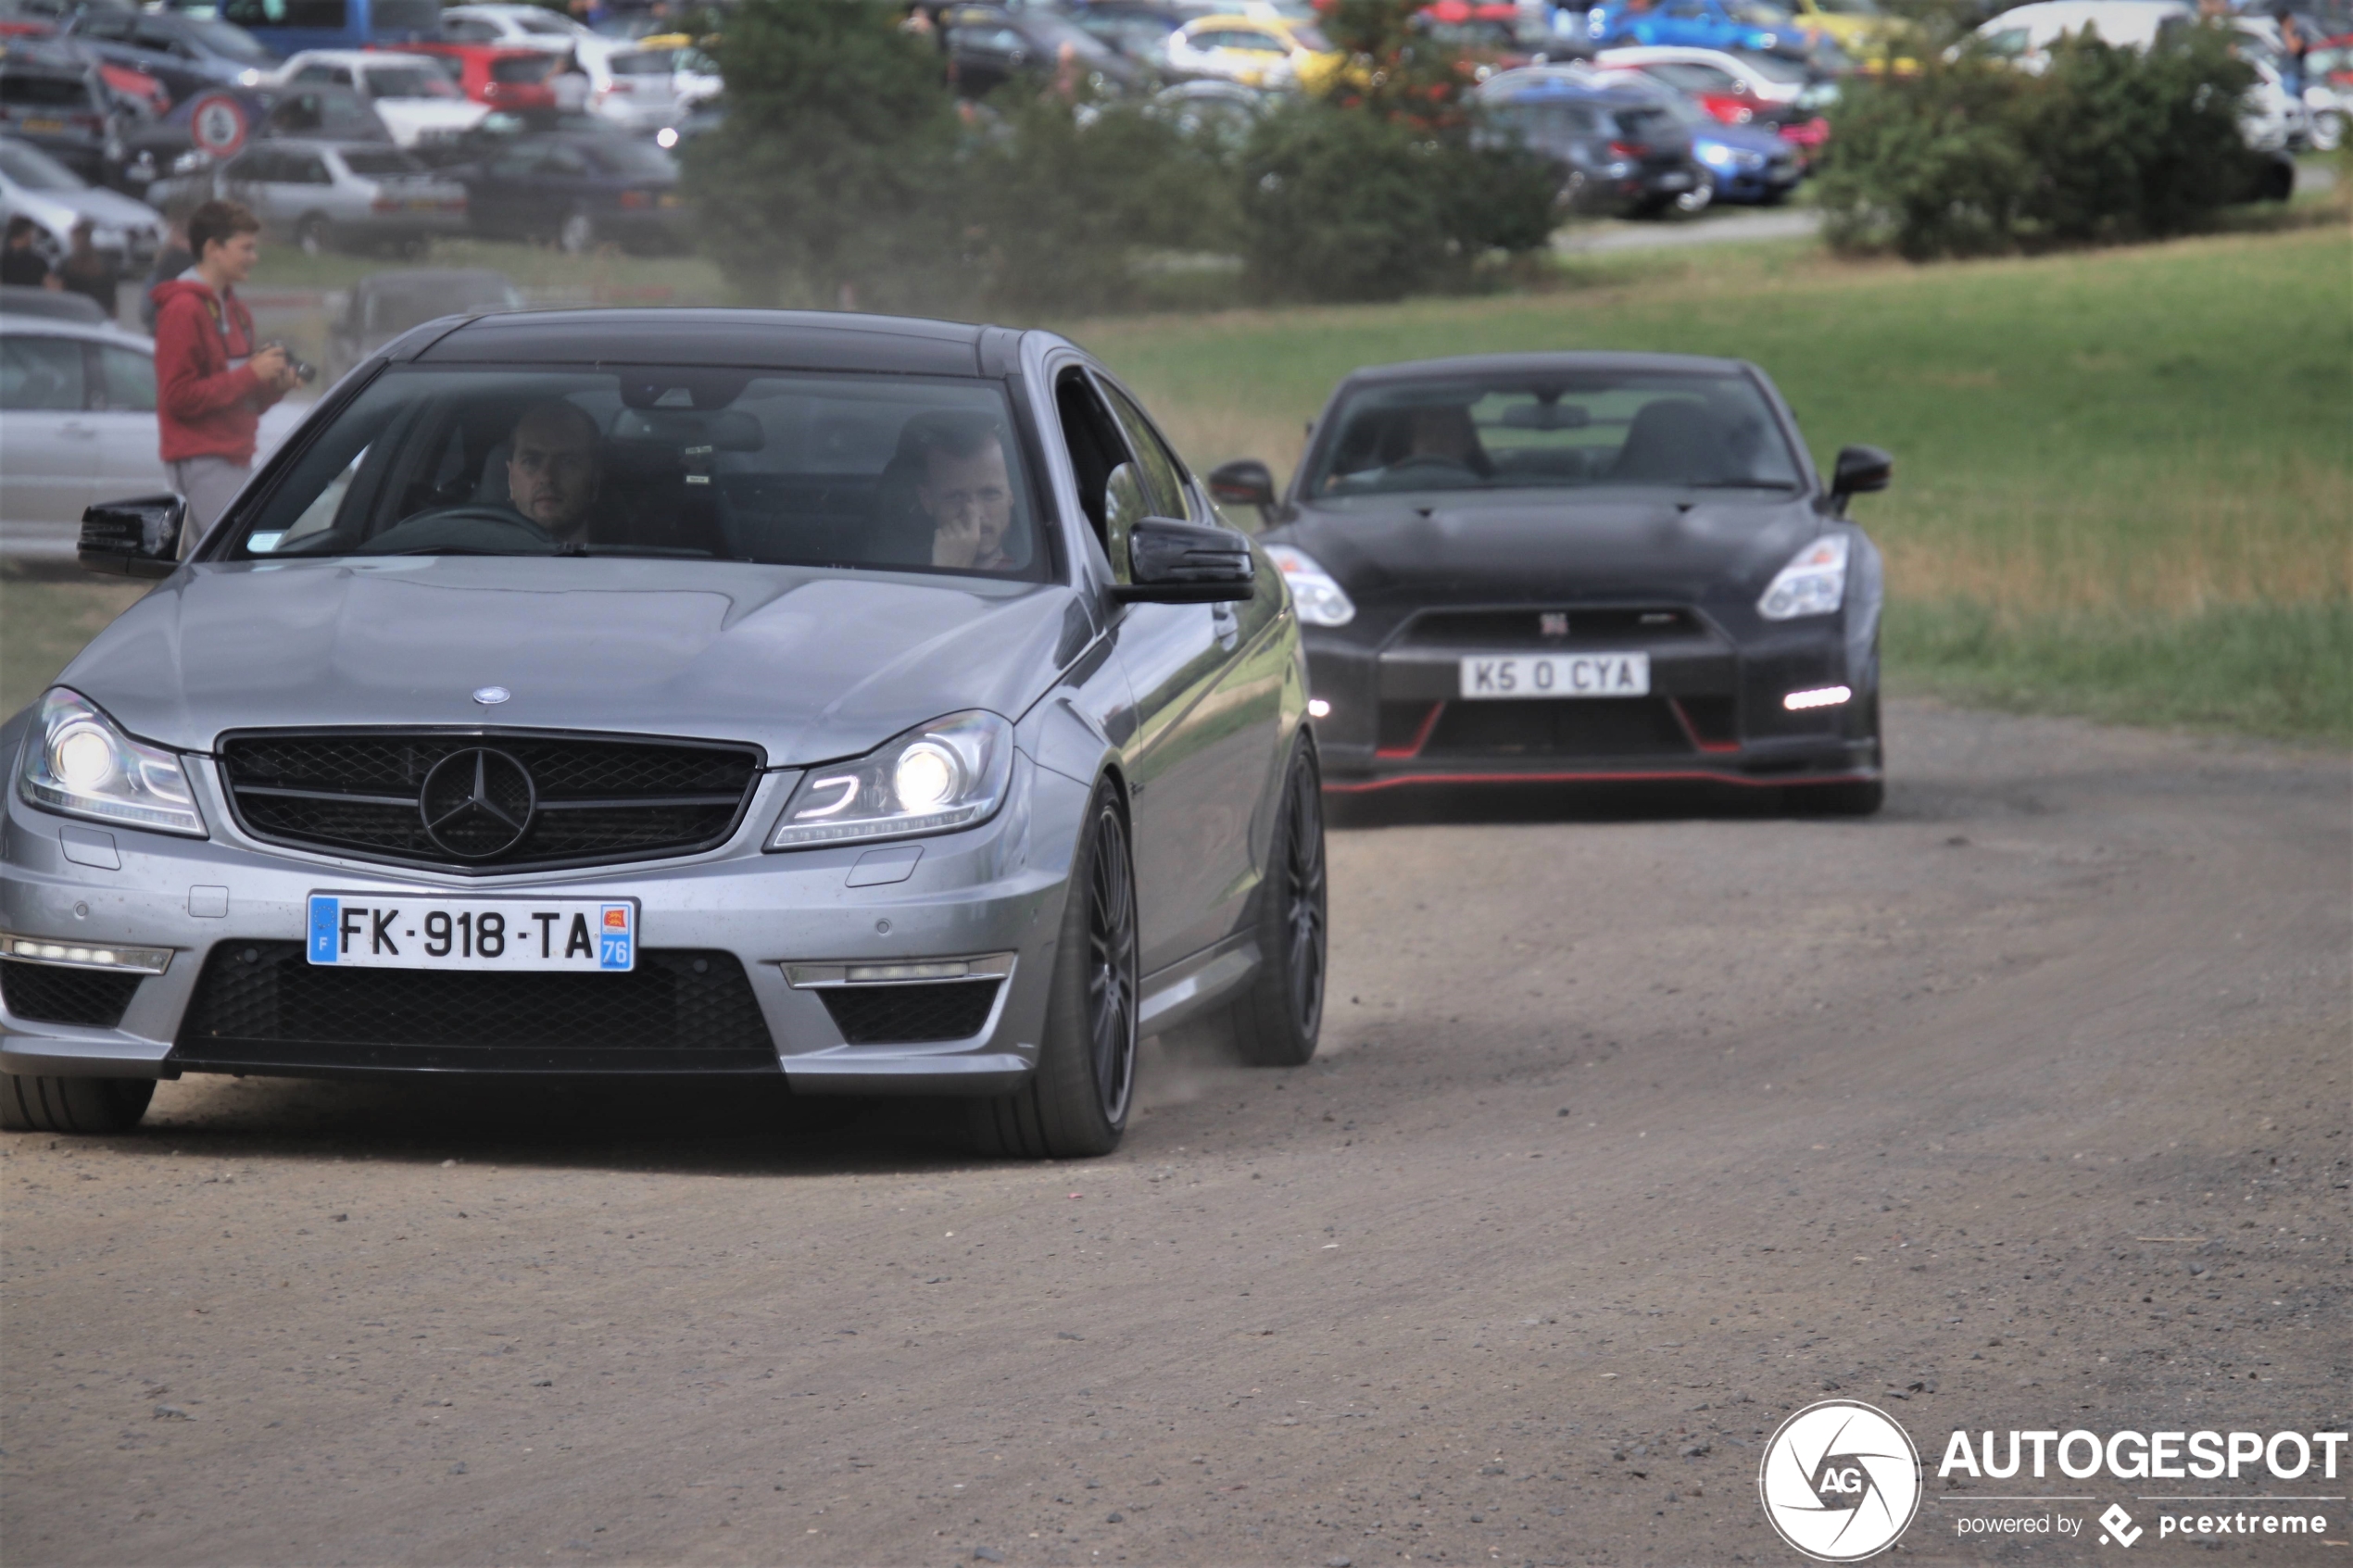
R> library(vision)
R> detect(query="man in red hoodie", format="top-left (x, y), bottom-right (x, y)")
top-left (150, 200), bottom-right (300, 546)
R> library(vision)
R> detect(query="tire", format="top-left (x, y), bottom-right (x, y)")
top-left (967, 780), bottom-right (1139, 1159)
top-left (558, 209), bottom-right (597, 255)
top-left (0, 1074), bottom-right (155, 1134)
top-left (1674, 171), bottom-right (1716, 216)
top-left (2312, 111), bottom-right (2343, 154)
top-left (296, 212), bottom-right (331, 257)
top-left (1217, 736), bottom-right (1327, 1068)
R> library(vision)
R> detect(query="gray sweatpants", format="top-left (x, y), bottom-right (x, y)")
top-left (167, 456), bottom-right (250, 557)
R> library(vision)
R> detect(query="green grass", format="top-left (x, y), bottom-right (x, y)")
top-left (1072, 225), bottom-right (2353, 744)
top-left (0, 564), bottom-right (151, 720)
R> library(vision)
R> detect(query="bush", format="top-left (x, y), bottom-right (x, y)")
top-left (684, 0), bottom-right (961, 309)
top-left (955, 90), bottom-right (1238, 316)
top-left (1238, 104), bottom-right (1556, 302)
top-left (1818, 25), bottom-right (2257, 258)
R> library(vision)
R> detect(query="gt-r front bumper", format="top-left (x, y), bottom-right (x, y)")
top-left (1302, 613), bottom-right (1879, 794)
top-left (0, 750), bottom-right (1089, 1096)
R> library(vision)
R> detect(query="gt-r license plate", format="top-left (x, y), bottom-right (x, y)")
top-left (306, 894), bottom-right (635, 972)
top-left (1460, 653), bottom-right (1650, 698)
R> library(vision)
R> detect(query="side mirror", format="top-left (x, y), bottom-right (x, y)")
top-left (80, 495), bottom-right (186, 578)
top-left (1112, 514), bottom-right (1255, 605)
top-left (1830, 445), bottom-right (1892, 510)
top-left (1206, 458), bottom-right (1276, 510)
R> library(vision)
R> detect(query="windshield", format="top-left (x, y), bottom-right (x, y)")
top-left (337, 146), bottom-right (425, 175)
top-left (365, 64), bottom-right (461, 97)
top-left (228, 367), bottom-right (1051, 580)
top-left (1302, 370), bottom-right (1802, 497)
top-left (0, 138), bottom-right (85, 189)
top-left (187, 18), bottom-right (277, 61)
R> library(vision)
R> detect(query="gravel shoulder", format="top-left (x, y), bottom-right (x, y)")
top-left (3, 700), bottom-right (2345, 1566)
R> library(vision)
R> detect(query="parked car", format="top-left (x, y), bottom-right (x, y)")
top-left (148, 137), bottom-right (465, 255)
top-left (261, 49), bottom-right (489, 145)
top-left (584, 44), bottom-right (685, 130)
top-left (446, 127), bottom-right (682, 252)
top-left (1973, 0), bottom-right (2198, 59)
top-left (1476, 74), bottom-right (1700, 213)
top-left (0, 307), bottom-right (1324, 1154)
top-left (939, 5), bottom-right (1150, 96)
top-left (1216, 350), bottom-right (1887, 811)
top-left (1594, 44), bottom-right (1840, 107)
top-left (1575, 64), bottom-right (1802, 202)
top-left (0, 135), bottom-right (164, 270)
top-left (1587, 0), bottom-right (1809, 57)
top-left (436, 2), bottom-right (601, 52)
top-left (1595, 50), bottom-right (1831, 159)
top-left (0, 38), bottom-right (119, 181)
top-left (327, 263), bottom-right (519, 374)
top-left (113, 82), bottom-right (390, 196)
top-left (1162, 12), bottom-right (1342, 87)
top-left (398, 41), bottom-right (563, 113)
top-left (1065, 2), bottom-right (1193, 66)
top-left (59, 7), bottom-right (279, 106)
top-left (0, 309), bottom-right (302, 550)
top-left (209, 0), bottom-right (442, 59)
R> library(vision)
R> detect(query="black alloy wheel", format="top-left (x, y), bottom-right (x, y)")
top-left (1222, 736), bottom-right (1327, 1067)
top-left (967, 781), bottom-right (1139, 1158)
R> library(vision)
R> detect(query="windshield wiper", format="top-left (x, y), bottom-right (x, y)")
top-left (555, 543), bottom-right (722, 558)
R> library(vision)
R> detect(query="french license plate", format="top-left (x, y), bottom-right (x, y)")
top-left (21, 118), bottom-right (65, 133)
top-left (306, 893), bottom-right (635, 972)
top-left (1460, 652), bottom-right (1650, 699)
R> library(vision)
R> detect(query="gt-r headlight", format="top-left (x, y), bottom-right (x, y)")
top-left (17, 687), bottom-right (206, 837)
top-left (767, 710), bottom-right (1013, 850)
top-left (1757, 533), bottom-right (1848, 620)
top-left (1266, 546), bottom-right (1356, 627)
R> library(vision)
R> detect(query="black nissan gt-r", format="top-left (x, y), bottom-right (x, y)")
top-left (1210, 351), bottom-right (1891, 813)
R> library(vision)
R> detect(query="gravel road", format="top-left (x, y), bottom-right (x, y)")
top-left (4, 700), bottom-right (2345, 1567)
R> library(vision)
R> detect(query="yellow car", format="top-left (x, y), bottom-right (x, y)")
top-left (1781, 0), bottom-right (1911, 63)
top-left (1164, 15), bottom-right (1347, 93)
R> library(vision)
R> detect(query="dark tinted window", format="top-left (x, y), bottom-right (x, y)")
top-left (490, 52), bottom-right (552, 80)
top-left (230, 366), bottom-right (1051, 582)
top-left (0, 71), bottom-right (94, 107)
top-left (224, 0), bottom-right (347, 27)
top-left (1303, 370), bottom-right (1802, 497)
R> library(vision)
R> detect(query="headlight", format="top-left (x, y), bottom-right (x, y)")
top-left (1756, 31), bottom-right (1779, 47)
top-left (17, 687), bottom-right (206, 837)
top-left (767, 710), bottom-right (1013, 850)
top-left (1757, 533), bottom-right (1849, 620)
top-left (1699, 142), bottom-right (1735, 165)
top-left (1265, 546), bottom-right (1356, 627)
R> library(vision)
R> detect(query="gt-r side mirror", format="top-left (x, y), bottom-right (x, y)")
top-left (1207, 458), bottom-right (1276, 510)
top-left (1113, 514), bottom-right (1256, 605)
top-left (1829, 445), bottom-right (1892, 514)
top-left (79, 494), bottom-right (186, 579)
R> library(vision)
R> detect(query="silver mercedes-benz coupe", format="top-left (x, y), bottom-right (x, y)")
top-left (0, 309), bottom-right (1327, 1158)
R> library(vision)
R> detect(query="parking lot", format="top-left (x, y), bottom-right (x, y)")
top-left (3, 698), bottom-right (2341, 1565)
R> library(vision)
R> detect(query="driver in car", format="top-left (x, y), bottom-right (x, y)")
top-left (504, 400), bottom-right (602, 544)
top-left (910, 413), bottom-right (1017, 572)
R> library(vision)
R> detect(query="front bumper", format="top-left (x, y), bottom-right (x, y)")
top-left (1302, 613), bottom-right (1878, 793)
top-left (0, 751), bottom-right (1087, 1095)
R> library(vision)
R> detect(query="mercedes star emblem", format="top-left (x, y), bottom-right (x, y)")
top-left (472, 685), bottom-right (511, 706)
top-left (418, 747), bottom-right (536, 860)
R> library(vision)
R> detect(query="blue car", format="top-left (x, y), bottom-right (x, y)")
top-left (1584, 0), bottom-right (1807, 57)
top-left (1588, 69), bottom-right (1801, 206)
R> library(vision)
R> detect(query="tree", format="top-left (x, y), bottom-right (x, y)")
top-left (684, 0), bottom-right (962, 308)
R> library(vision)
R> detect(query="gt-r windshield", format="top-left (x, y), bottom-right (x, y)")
top-left (228, 367), bottom-right (1051, 581)
top-left (1302, 370), bottom-right (1803, 498)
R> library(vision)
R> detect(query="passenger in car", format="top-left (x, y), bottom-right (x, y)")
top-left (504, 400), bottom-right (602, 542)
top-left (906, 411), bottom-right (1017, 571)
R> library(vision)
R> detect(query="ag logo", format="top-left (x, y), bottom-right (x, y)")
top-left (1757, 1399), bottom-right (1921, 1562)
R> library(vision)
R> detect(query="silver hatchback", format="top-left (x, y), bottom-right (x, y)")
top-left (1, 308), bottom-right (1327, 1157)
top-left (153, 139), bottom-right (468, 257)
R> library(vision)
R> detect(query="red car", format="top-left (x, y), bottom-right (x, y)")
top-left (388, 41), bottom-right (560, 111)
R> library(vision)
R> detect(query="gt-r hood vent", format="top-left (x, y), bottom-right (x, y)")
top-left (56, 558), bottom-right (1083, 764)
top-left (1285, 495), bottom-right (1818, 603)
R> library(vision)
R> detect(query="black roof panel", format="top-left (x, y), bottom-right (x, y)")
top-left (416, 308), bottom-right (991, 376)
